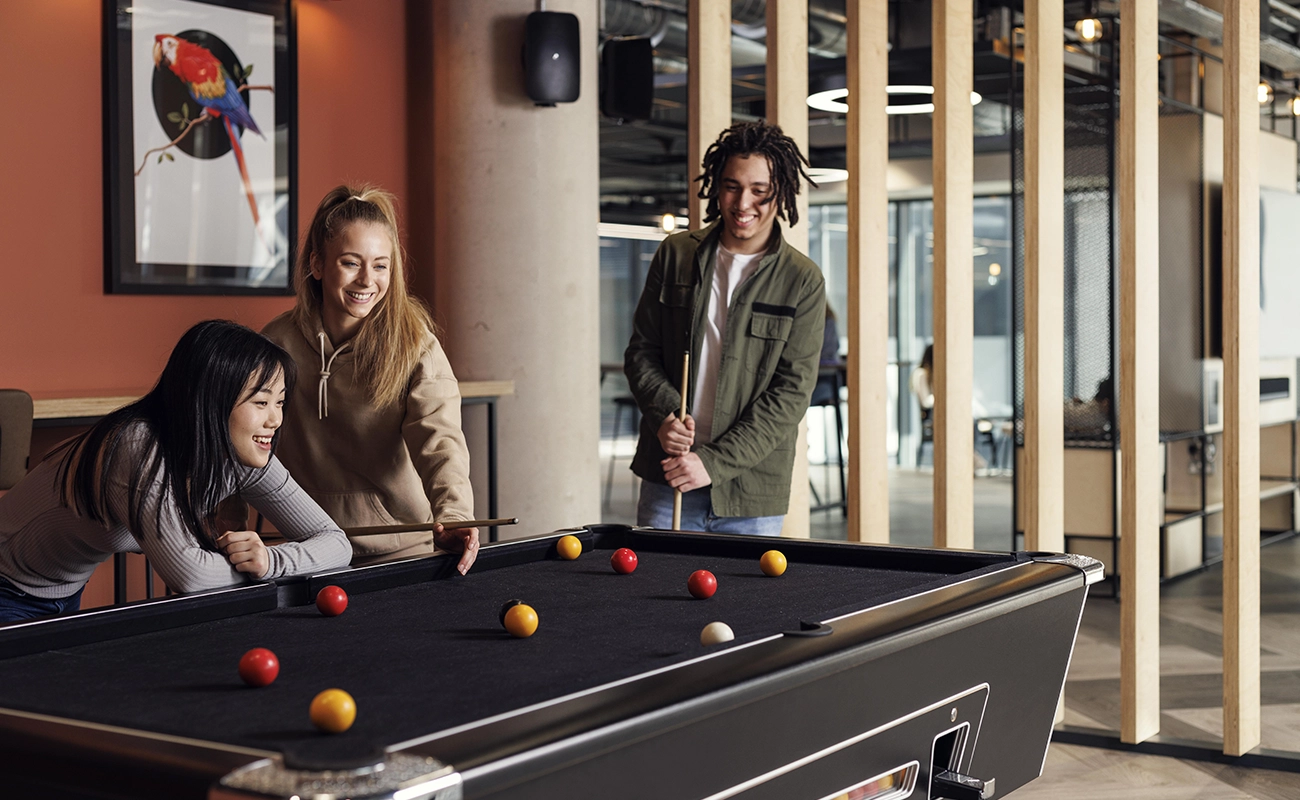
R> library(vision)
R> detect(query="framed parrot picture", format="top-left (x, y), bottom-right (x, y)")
top-left (104, 0), bottom-right (295, 294)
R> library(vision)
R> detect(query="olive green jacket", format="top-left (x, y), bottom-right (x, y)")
top-left (624, 221), bottom-right (826, 517)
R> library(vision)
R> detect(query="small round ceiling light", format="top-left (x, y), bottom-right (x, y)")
top-left (1259, 81), bottom-right (1274, 106)
top-left (660, 213), bottom-right (677, 233)
top-left (807, 167), bottom-right (849, 184)
top-left (807, 85), bottom-right (982, 116)
top-left (1074, 18), bottom-right (1103, 43)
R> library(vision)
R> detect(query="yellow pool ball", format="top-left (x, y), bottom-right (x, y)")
top-left (760, 550), bottom-right (787, 577)
top-left (310, 688), bottom-right (357, 734)
top-left (504, 603), bottom-right (539, 638)
top-left (556, 535), bottom-right (583, 561)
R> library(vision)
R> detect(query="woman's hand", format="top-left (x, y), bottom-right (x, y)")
top-left (434, 524), bottom-right (480, 576)
top-left (217, 530), bottom-right (270, 579)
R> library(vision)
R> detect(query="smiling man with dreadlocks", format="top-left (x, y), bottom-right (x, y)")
top-left (623, 121), bottom-right (827, 533)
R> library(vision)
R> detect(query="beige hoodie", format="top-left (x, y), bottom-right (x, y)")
top-left (262, 312), bottom-right (474, 565)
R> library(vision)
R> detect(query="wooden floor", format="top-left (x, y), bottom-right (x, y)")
top-left (599, 452), bottom-right (1300, 798)
top-left (1064, 536), bottom-right (1300, 751)
top-left (1012, 742), bottom-right (1300, 799)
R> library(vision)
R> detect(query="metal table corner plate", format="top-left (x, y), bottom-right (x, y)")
top-left (1030, 552), bottom-right (1106, 585)
top-left (211, 754), bottom-right (462, 800)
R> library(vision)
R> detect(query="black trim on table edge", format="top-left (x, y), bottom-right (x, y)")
top-left (0, 584), bottom-right (276, 658)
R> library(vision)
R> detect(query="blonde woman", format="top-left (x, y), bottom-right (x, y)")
top-left (263, 185), bottom-right (477, 571)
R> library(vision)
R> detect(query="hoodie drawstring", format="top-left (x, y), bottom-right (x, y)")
top-left (317, 332), bottom-right (350, 419)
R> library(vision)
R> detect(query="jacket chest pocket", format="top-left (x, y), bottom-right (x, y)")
top-left (659, 282), bottom-right (694, 309)
top-left (658, 282), bottom-right (695, 343)
top-left (745, 311), bottom-right (794, 375)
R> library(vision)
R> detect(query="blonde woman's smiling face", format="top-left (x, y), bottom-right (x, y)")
top-left (312, 221), bottom-right (393, 344)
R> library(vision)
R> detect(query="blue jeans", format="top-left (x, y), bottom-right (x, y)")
top-left (0, 577), bottom-right (84, 624)
top-left (637, 480), bottom-right (784, 536)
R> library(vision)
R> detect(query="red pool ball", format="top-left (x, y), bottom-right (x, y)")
top-left (238, 648), bottom-right (279, 687)
top-left (316, 585), bottom-right (348, 617)
top-left (611, 548), bottom-right (638, 575)
top-left (687, 570), bottom-right (717, 599)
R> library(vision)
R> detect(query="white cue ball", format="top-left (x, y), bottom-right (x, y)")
top-left (700, 621), bottom-right (735, 646)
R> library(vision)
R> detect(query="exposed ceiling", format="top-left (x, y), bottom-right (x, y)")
top-left (597, 0), bottom-right (1300, 226)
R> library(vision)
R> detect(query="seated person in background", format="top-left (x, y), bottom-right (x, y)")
top-left (1066, 376), bottom-right (1113, 435)
top-left (263, 185), bottom-right (478, 571)
top-left (0, 321), bottom-right (352, 623)
top-left (910, 343), bottom-right (996, 470)
top-left (809, 303), bottom-right (841, 407)
top-left (909, 343), bottom-right (935, 417)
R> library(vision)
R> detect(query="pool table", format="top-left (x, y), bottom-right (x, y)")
top-left (0, 524), bottom-right (1100, 800)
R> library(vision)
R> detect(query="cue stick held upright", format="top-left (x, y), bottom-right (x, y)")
top-left (672, 351), bottom-right (691, 531)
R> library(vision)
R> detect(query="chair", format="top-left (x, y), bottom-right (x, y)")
top-left (603, 395), bottom-right (641, 512)
top-left (0, 389), bottom-right (34, 493)
top-left (916, 405), bottom-right (934, 467)
top-left (976, 419), bottom-right (998, 474)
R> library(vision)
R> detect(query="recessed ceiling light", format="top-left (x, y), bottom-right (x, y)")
top-left (807, 167), bottom-right (849, 184)
top-left (807, 85), bottom-right (983, 115)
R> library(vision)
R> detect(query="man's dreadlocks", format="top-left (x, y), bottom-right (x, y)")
top-left (695, 120), bottom-right (817, 228)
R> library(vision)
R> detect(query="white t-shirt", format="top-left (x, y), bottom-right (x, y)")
top-left (692, 244), bottom-right (764, 444)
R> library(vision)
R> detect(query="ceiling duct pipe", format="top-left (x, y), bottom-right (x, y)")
top-left (601, 0), bottom-right (851, 59)
top-left (1158, 0), bottom-right (1300, 73)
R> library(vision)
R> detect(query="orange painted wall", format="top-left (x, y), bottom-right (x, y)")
top-left (0, 0), bottom-right (409, 393)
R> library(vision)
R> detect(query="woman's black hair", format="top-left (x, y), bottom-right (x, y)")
top-left (57, 320), bottom-right (297, 551)
top-left (695, 120), bottom-right (817, 228)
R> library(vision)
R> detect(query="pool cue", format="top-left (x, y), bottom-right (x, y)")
top-left (672, 351), bottom-right (691, 531)
top-left (345, 518), bottom-right (518, 537)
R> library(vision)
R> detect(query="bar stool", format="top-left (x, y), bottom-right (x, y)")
top-left (603, 396), bottom-right (640, 512)
top-left (916, 406), bottom-right (934, 466)
top-left (0, 389), bottom-right (33, 496)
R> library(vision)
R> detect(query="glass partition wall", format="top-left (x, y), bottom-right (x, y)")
top-left (807, 198), bottom-right (1013, 467)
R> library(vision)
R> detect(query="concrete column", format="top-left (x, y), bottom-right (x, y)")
top-left (424, 0), bottom-right (601, 537)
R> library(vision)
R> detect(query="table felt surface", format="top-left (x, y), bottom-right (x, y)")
top-left (0, 548), bottom-right (975, 765)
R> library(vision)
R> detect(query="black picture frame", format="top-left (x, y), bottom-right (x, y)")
top-left (103, 0), bottom-right (296, 295)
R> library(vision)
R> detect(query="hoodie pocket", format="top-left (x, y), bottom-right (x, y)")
top-left (312, 491), bottom-right (401, 528)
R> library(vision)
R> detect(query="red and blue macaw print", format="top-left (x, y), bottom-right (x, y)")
top-left (152, 34), bottom-right (264, 232)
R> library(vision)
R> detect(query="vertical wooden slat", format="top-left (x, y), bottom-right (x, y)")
top-left (687, 0), bottom-right (731, 231)
top-left (1025, 2), bottom-right (1067, 725)
top-left (1023, 1), bottom-right (1064, 555)
top-left (932, 0), bottom-right (974, 549)
top-left (1222, 0), bottom-right (1261, 759)
top-left (1119, 0), bottom-right (1161, 745)
top-left (846, 0), bottom-right (890, 543)
top-left (767, 0), bottom-right (812, 539)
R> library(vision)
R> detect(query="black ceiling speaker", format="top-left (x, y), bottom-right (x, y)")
top-left (600, 37), bottom-right (654, 122)
top-left (523, 11), bottom-right (580, 106)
